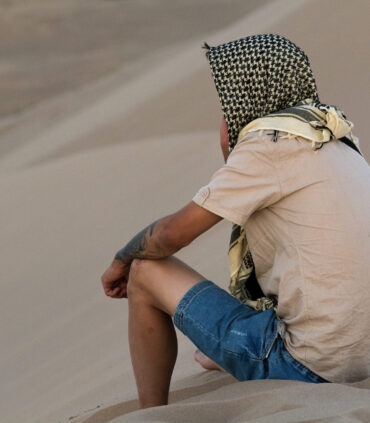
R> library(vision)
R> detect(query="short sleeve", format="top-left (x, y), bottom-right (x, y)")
top-left (192, 133), bottom-right (282, 226)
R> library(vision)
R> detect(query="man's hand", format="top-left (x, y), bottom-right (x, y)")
top-left (101, 259), bottom-right (130, 298)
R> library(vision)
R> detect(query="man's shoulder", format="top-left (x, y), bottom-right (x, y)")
top-left (237, 129), bottom-right (274, 146)
top-left (229, 130), bottom-right (278, 166)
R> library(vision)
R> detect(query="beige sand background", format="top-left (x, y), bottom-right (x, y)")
top-left (1, 0), bottom-right (369, 422)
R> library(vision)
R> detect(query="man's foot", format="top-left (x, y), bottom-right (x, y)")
top-left (194, 349), bottom-right (224, 371)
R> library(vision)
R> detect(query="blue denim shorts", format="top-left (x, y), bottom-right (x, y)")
top-left (174, 280), bottom-right (328, 383)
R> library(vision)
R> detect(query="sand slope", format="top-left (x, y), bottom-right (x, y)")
top-left (1, 0), bottom-right (369, 422)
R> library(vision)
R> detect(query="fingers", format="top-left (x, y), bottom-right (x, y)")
top-left (105, 283), bottom-right (128, 298)
top-left (108, 284), bottom-right (128, 299)
top-left (101, 260), bottom-right (131, 299)
top-left (101, 274), bottom-right (128, 299)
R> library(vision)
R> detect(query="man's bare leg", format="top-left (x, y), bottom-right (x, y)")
top-left (127, 256), bottom-right (207, 408)
top-left (194, 349), bottom-right (224, 371)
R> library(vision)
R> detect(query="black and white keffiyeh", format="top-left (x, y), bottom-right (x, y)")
top-left (204, 34), bottom-right (320, 148)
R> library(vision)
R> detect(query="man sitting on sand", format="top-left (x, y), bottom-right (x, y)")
top-left (101, 34), bottom-right (370, 409)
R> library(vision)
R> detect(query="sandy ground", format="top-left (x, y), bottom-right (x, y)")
top-left (1, 0), bottom-right (369, 422)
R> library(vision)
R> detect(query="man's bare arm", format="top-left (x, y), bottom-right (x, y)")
top-left (114, 201), bottom-right (222, 265)
top-left (101, 201), bottom-right (222, 298)
top-left (114, 220), bottom-right (165, 264)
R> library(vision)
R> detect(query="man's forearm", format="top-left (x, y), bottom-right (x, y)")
top-left (114, 218), bottom-right (178, 265)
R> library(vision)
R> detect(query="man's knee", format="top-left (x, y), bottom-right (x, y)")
top-left (129, 258), bottom-right (153, 280)
top-left (128, 258), bottom-right (156, 297)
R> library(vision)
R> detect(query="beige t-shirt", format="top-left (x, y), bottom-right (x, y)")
top-left (193, 130), bottom-right (370, 383)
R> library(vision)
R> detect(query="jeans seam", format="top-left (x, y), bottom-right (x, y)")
top-left (174, 282), bottom-right (213, 331)
top-left (261, 328), bottom-right (279, 360)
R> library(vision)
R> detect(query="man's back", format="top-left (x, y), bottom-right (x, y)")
top-left (193, 130), bottom-right (370, 382)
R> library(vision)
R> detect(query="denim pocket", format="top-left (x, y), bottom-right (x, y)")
top-left (263, 319), bottom-right (286, 358)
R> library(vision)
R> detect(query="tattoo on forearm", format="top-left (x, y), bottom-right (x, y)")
top-left (114, 220), bottom-right (167, 264)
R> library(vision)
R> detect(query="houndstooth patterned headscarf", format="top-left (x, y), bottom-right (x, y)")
top-left (203, 33), bottom-right (320, 148)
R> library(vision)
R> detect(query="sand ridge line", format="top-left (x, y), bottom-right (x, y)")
top-left (0, 0), bottom-right (308, 173)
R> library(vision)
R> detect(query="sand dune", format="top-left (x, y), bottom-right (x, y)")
top-left (1, 0), bottom-right (369, 422)
top-left (0, 0), bottom-right (270, 119)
